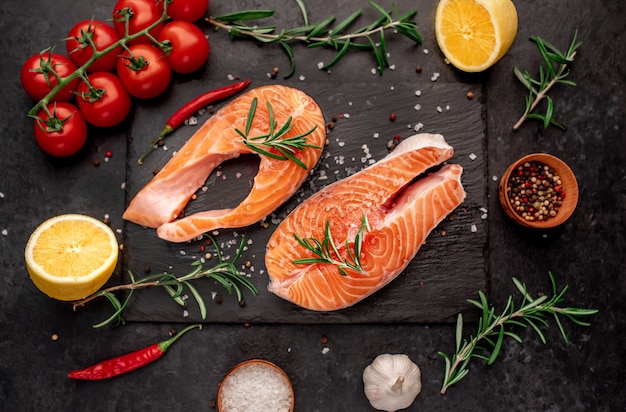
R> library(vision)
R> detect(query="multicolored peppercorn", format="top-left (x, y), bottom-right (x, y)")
top-left (506, 161), bottom-right (565, 222)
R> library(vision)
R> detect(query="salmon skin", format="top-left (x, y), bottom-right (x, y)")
top-left (123, 85), bottom-right (326, 243)
top-left (265, 133), bottom-right (466, 311)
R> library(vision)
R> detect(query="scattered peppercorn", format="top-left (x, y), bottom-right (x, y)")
top-left (105, 150), bottom-right (113, 158)
top-left (92, 159), bottom-right (100, 167)
top-left (327, 121), bottom-right (335, 130)
top-left (389, 112), bottom-right (397, 122)
top-left (144, 266), bottom-right (151, 274)
top-left (238, 299), bottom-right (246, 307)
top-left (51, 333), bottom-right (59, 341)
top-left (214, 294), bottom-right (223, 304)
top-left (415, 65), bottom-right (422, 73)
top-left (466, 91), bottom-right (474, 100)
top-left (321, 335), bottom-right (328, 344)
top-left (506, 161), bottom-right (564, 222)
top-left (152, 168), bottom-right (160, 175)
top-left (331, 115), bottom-right (338, 122)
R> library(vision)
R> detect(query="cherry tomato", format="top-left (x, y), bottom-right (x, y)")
top-left (66, 19), bottom-right (122, 72)
top-left (20, 52), bottom-right (79, 101)
top-left (117, 44), bottom-right (171, 99)
top-left (33, 102), bottom-right (87, 157)
top-left (157, 21), bottom-right (210, 74)
top-left (157, 0), bottom-right (209, 22)
top-left (112, 0), bottom-right (163, 45)
top-left (76, 72), bottom-right (132, 128)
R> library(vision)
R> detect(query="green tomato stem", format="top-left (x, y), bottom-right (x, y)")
top-left (27, 4), bottom-right (171, 117)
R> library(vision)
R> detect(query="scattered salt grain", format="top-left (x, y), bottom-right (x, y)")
top-left (219, 362), bottom-right (293, 412)
top-left (446, 104), bottom-right (450, 111)
top-left (227, 74), bottom-right (235, 80)
top-left (120, 182), bottom-right (126, 190)
top-left (481, 213), bottom-right (488, 220)
top-left (389, 64), bottom-right (396, 70)
top-left (299, 74), bottom-right (306, 81)
top-left (415, 90), bottom-right (421, 96)
top-left (373, 132), bottom-right (380, 139)
top-left (187, 116), bottom-right (198, 126)
top-left (0, 192), bottom-right (4, 198)
top-left (470, 224), bottom-right (478, 233)
top-left (371, 68), bottom-right (377, 75)
top-left (436, 106), bottom-right (443, 113)
top-left (317, 62), bottom-right (324, 69)
top-left (322, 347), bottom-right (330, 355)
top-left (492, 175), bottom-right (499, 181)
top-left (414, 123), bottom-right (424, 132)
top-left (1, 229), bottom-right (7, 236)
top-left (469, 153), bottom-right (477, 160)
top-left (182, 310), bottom-right (189, 317)
top-left (414, 104), bottom-right (422, 111)
top-left (343, 113), bottom-right (350, 119)
top-left (423, 49), bottom-right (429, 54)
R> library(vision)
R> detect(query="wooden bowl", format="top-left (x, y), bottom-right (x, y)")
top-left (217, 359), bottom-right (294, 412)
top-left (498, 153), bottom-right (579, 229)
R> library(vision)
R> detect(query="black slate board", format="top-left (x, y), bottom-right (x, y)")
top-left (121, 79), bottom-right (488, 323)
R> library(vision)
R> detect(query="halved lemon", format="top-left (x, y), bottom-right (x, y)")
top-left (25, 214), bottom-right (119, 301)
top-left (435, 0), bottom-right (518, 72)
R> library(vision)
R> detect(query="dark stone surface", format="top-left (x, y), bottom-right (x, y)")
top-left (1, 0), bottom-right (624, 411)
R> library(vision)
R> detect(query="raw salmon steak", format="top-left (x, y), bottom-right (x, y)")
top-left (265, 133), bottom-right (466, 311)
top-left (123, 85), bottom-right (326, 242)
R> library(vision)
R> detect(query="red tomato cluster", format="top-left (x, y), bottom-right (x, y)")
top-left (20, 0), bottom-right (210, 157)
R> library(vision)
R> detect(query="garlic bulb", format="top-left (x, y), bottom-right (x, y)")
top-left (363, 354), bottom-right (421, 412)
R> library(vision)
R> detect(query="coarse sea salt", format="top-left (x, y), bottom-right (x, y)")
top-left (219, 361), bottom-right (293, 412)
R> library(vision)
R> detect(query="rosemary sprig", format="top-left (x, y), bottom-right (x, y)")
top-left (206, 0), bottom-right (421, 78)
top-left (439, 271), bottom-right (598, 394)
top-left (293, 215), bottom-right (369, 276)
top-left (235, 97), bottom-right (320, 169)
top-left (513, 30), bottom-right (582, 130)
top-left (72, 236), bottom-right (259, 328)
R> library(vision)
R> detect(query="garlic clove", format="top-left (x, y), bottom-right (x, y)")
top-left (363, 354), bottom-right (421, 412)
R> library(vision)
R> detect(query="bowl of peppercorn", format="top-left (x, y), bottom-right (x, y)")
top-left (498, 153), bottom-right (579, 229)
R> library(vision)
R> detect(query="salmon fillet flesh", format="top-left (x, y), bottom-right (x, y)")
top-left (123, 85), bottom-right (326, 242)
top-left (265, 133), bottom-right (466, 311)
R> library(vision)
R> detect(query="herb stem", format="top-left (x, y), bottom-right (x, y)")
top-left (206, 1), bottom-right (421, 78)
top-left (72, 236), bottom-right (259, 328)
top-left (439, 272), bottom-right (597, 395)
top-left (28, 5), bottom-right (171, 117)
top-left (513, 50), bottom-right (577, 130)
top-left (512, 31), bottom-right (581, 131)
top-left (206, 16), bottom-right (404, 44)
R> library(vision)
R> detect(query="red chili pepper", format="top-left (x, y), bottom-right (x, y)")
top-left (68, 324), bottom-right (201, 380)
top-left (137, 79), bottom-right (252, 164)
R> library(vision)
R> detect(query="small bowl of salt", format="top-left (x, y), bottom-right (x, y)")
top-left (217, 359), bottom-right (294, 412)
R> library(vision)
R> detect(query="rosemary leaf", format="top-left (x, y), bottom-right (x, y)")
top-left (294, 0), bottom-right (308, 25)
top-left (183, 281), bottom-right (207, 320)
top-left (214, 10), bottom-right (275, 22)
top-left (332, 9), bottom-right (362, 36)
top-left (322, 39), bottom-right (351, 70)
